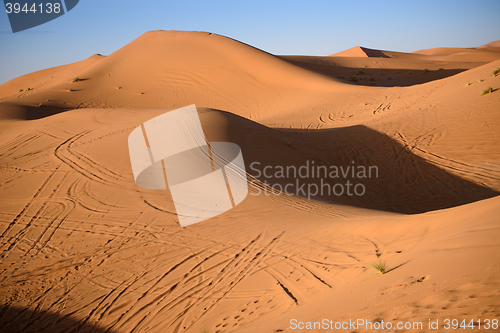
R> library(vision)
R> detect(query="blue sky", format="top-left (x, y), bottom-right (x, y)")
top-left (1, 0), bottom-right (499, 85)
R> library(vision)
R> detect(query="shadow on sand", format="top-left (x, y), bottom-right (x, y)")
top-left (281, 56), bottom-right (468, 87)
top-left (201, 110), bottom-right (499, 214)
top-left (1, 105), bottom-right (496, 214)
top-left (0, 103), bottom-right (70, 120)
top-left (0, 304), bottom-right (116, 333)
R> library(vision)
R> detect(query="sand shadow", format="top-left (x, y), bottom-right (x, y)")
top-left (71, 77), bottom-right (89, 82)
top-left (0, 304), bottom-right (116, 333)
top-left (335, 68), bottom-right (467, 87)
top-left (281, 56), bottom-right (468, 87)
top-left (202, 110), bottom-right (499, 214)
top-left (269, 126), bottom-right (498, 213)
top-left (0, 103), bottom-right (70, 120)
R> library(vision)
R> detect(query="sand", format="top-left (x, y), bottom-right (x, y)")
top-left (0, 31), bottom-right (499, 332)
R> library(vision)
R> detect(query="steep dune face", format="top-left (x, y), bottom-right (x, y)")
top-left (1, 32), bottom-right (500, 333)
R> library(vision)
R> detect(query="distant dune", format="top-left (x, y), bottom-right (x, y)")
top-left (477, 39), bottom-right (500, 48)
top-left (412, 45), bottom-right (500, 62)
top-left (1, 31), bottom-right (499, 333)
top-left (329, 46), bottom-right (382, 57)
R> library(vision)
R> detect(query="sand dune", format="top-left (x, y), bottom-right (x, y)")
top-left (412, 47), bottom-right (500, 63)
top-left (329, 46), bottom-right (382, 58)
top-left (329, 44), bottom-right (500, 63)
top-left (328, 46), bottom-right (410, 59)
top-left (0, 54), bottom-right (106, 101)
top-left (0, 31), bottom-right (343, 122)
top-left (477, 39), bottom-right (500, 48)
top-left (0, 31), bottom-right (499, 333)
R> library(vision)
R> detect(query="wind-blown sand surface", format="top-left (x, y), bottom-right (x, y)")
top-left (0, 31), bottom-right (499, 332)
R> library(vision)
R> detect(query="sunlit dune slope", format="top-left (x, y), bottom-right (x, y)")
top-left (0, 31), bottom-right (344, 121)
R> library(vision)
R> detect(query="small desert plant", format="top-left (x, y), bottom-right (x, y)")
top-left (409, 71), bottom-right (414, 74)
top-left (24, 87), bottom-right (31, 91)
top-left (68, 88), bottom-right (75, 92)
top-left (284, 140), bottom-right (295, 148)
top-left (465, 82), bottom-right (470, 86)
top-left (140, 92), bottom-right (145, 95)
top-left (355, 70), bottom-right (365, 75)
top-left (38, 102), bottom-right (44, 107)
top-left (117, 86), bottom-right (122, 89)
top-left (349, 76), bottom-right (358, 82)
top-left (337, 75), bottom-right (345, 79)
top-left (477, 79), bottom-right (483, 83)
top-left (372, 260), bottom-right (387, 274)
top-left (492, 68), bottom-right (500, 77)
top-left (19, 89), bottom-right (23, 92)
top-left (439, 68), bottom-right (444, 70)
top-left (423, 68), bottom-right (430, 73)
top-left (72, 76), bottom-right (81, 83)
top-left (481, 87), bottom-right (493, 95)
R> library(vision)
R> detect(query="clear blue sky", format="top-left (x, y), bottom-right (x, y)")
top-left (1, 0), bottom-right (499, 85)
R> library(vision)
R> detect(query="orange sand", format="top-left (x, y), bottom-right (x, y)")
top-left (1, 31), bottom-right (499, 332)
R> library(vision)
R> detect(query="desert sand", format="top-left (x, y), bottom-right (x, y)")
top-left (0, 31), bottom-right (499, 332)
